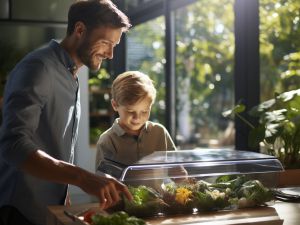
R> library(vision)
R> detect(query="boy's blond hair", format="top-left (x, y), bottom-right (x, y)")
top-left (111, 71), bottom-right (156, 106)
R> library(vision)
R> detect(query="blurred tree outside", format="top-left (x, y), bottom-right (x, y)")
top-left (126, 1), bottom-right (235, 148)
top-left (125, 0), bottom-right (300, 149)
top-left (126, 16), bottom-right (166, 125)
top-left (174, 0), bottom-right (235, 148)
top-left (260, 0), bottom-right (300, 100)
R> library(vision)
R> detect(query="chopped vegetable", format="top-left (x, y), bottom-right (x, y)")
top-left (91, 211), bottom-right (145, 225)
top-left (124, 185), bottom-right (166, 217)
top-left (83, 211), bottom-right (95, 224)
top-left (237, 180), bottom-right (274, 208)
top-left (113, 176), bottom-right (274, 217)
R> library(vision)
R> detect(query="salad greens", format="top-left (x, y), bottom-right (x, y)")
top-left (91, 211), bottom-right (145, 225)
top-left (128, 185), bottom-right (160, 205)
top-left (116, 175), bottom-right (274, 217)
top-left (124, 185), bottom-right (167, 217)
top-left (236, 180), bottom-right (274, 208)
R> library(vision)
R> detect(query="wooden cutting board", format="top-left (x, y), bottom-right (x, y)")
top-left (47, 203), bottom-right (283, 225)
top-left (146, 207), bottom-right (283, 225)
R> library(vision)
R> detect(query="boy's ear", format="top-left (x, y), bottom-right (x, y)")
top-left (111, 99), bottom-right (118, 111)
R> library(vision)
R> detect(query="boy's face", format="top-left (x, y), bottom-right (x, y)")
top-left (112, 97), bottom-right (152, 136)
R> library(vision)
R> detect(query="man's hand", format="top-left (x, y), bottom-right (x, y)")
top-left (78, 172), bottom-right (132, 209)
top-left (21, 150), bottom-right (132, 209)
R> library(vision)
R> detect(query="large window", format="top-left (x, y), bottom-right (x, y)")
top-left (174, 0), bottom-right (235, 149)
top-left (260, 0), bottom-right (300, 101)
top-left (114, 0), bottom-right (299, 151)
top-left (124, 0), bottom-right (235, 149)
top-left (126, 16), bottom-right (166, 124)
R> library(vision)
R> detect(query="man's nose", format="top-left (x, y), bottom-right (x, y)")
top-left (105, 46), bottom-right (114, 59)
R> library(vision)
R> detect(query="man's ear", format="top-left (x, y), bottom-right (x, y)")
top-left (73, 21), bottom-right (86, 39)
top-left (111, 99), bottom-right (118, 111)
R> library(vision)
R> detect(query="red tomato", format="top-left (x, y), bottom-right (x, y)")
top-left (83, 211), bottom-right (96, 224)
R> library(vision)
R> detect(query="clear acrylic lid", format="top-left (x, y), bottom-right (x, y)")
top-left (97, 149), bottom-right (284, 182)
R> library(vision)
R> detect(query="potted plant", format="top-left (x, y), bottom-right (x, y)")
top-left (223, 89), bottom-right (300, 170)
top-left (223, 89), bottom-right (300, 187)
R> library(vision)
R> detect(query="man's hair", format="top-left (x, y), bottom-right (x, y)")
top-left (112, 71), bottom-right (157, 106)
top-left (67, 0), bottom-right (131, 35)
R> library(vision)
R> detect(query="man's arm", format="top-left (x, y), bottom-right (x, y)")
top-left (21, 149), bottom-right (132, 208)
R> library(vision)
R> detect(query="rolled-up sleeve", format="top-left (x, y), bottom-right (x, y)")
top-left (0, 58), bottom-right (50, 167)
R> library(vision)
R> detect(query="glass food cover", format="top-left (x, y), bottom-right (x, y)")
top-left (98, 149), bottom-right (283, 184)
top-left (98, 149), bottom-right (284, 217)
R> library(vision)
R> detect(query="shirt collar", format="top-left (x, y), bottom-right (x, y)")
top-left (49, 39), bottom-right (77, 75)
top-left (112, 119), bottom-right (151, 137)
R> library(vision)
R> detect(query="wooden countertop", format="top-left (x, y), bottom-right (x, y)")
top-left (47, 170), bottom-right (300, 225)
top-left (47, 201), bottom-right (300, 225)
top-left (272, 201), bottom-right (300, 225)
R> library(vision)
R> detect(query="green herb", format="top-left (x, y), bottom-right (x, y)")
top-left (124, 185), bottom-right (165, 218)
top-left (91, 211), bottom-right (145, 225)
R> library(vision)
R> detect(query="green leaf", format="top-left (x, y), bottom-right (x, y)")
top-left (234, 104), bottom-right (246, 113)
top-left (215, 175), bottom-right (237, 183)
top-left (222, 104), bottom-right (245, 117)
top-left (249, 99), bottom-right (276, 116)
top-left (278, 89), bottom-right (300, 102)
top-left (264, 109), bottom-right (287, 123)
top-left (265, 123), bottom-right (281, 138)
top-left (222, 109), bottom-right (233, 118)
top-left (283, 121), bottom-right (296, 136)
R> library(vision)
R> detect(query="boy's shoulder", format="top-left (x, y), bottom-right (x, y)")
top-left (98, 120), bottom-right (124, 140)
top-left (146, 121), bottom-right (168, 131)
top-left (98, 126), bottom-right (114, 140)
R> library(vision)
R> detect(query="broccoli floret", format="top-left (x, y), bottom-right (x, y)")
top-left (237, 180), bottom-right (274, 207)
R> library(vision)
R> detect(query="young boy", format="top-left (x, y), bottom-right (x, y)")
top-left (95, 71), bottom-right (176, 169)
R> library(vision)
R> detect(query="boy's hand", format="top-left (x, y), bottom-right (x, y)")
top-left (168, 166), bottom-right (189, 183)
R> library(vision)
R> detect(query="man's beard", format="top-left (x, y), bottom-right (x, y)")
top-left (77, 39), bottom-right (101, 72)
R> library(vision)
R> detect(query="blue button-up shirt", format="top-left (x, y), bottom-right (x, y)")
top-left (0, 40), bottom-right (81, 225)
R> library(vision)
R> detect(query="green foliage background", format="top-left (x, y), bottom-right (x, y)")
top-left (125, 0), bottom-right (300, 147)
top-left (126, 0), bottom-right (235, 145)
top-left (260, 0), bottom-right (300, 100)
top-left (1, 0), bottom-right (299, 147)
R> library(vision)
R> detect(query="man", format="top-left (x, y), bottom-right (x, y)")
top-left (0, 1), bottom-right (132, 225)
